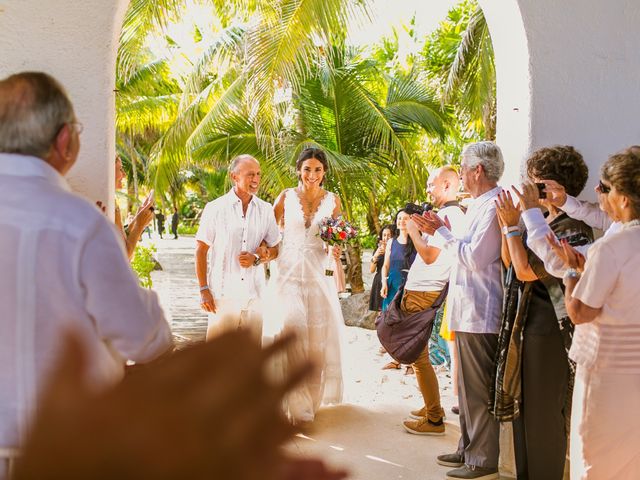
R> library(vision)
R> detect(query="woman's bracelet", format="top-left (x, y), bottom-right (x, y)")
top-left (505, 230), bottom-right (522, 239)
top-left (501, 225), bottom-right (520, 235)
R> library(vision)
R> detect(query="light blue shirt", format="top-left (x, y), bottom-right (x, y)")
top-left (433, 186), bottom-right (503, 334)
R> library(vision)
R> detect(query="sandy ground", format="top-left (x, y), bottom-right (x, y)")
top-left (147, 235), bottom-right (514, 480)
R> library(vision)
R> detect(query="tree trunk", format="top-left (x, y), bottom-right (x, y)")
top-left (367, 191), bottom-right (381, 235)
top-left (346, 242), bottom-right (364, 294)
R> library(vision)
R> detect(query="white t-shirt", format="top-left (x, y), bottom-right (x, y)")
top-left (405, 204), bottom-right (466, 292)
top-left (570, 223), bottom-right (640, 373)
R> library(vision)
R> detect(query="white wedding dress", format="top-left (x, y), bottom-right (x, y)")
top-left (264, 189), bottom-right (344, 423)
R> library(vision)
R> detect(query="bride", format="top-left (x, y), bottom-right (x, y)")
top-left (268, 147), bottom-right (344, 423)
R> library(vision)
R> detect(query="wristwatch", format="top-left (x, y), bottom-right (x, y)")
top-left (253, 253), bottom-right (262, 266)
top-left (563, 268), bottom-right (581, 283)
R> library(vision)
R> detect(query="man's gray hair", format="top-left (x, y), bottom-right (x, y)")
top-left (229, 154), bottom-right (258, 174)
top-left (461, 141), bottom-right (504, 182)
top-left (0, 72), bottom-right (75, 158)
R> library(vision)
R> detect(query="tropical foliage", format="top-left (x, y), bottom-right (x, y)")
top-left (115, 0), bottom-right (495, 291)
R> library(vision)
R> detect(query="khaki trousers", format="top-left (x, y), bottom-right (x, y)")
top-left (401, 289), bottom-right (443, 421)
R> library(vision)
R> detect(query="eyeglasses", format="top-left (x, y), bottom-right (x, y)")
top-left (597, 180), bottom-right (611, 194)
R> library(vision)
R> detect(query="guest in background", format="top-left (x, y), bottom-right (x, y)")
top-left (368, 224), bottom-right (394, 312)
top-left (171, 207), bottom-right (180, 239)
top-left (493, 146), bottom-right (593, 480)
top-left (113, 156), bottom-right (154, 260)
top-left (155, 210), bottom-right (165, 239)
top-left (556, 148), bottom-right (640, 480)
top-left (380, 209), bottom-right (416, 371)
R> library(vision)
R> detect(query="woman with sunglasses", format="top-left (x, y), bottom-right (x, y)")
top-left (547, 146), bottom-right (640, 479)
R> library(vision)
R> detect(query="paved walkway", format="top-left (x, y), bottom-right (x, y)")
top-left (146, 235), bottom-right (513, 480)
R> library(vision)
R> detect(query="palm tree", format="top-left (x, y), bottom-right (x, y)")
top-left (421, 0), bottom-right (495, 139)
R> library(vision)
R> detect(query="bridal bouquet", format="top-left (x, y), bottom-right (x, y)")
top-left (318, 216), bottom-right (358, 276)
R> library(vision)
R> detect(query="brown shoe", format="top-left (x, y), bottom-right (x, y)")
top-left (382, 360), bottom-right (401, 370)
top-left (403, 416), bottom-right (445, 436)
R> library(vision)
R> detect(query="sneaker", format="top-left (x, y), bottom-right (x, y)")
top-left (410, 406), bottom-right (446, 420)
top-left (436, 453), bottom-right (464, 468)
top-left (403, 416), bottom-right (445, 436)
top-left (445, 465), bottom-right (499, 480)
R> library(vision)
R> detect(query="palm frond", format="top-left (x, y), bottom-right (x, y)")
top-left (117, 0), bottom-right (183, 82)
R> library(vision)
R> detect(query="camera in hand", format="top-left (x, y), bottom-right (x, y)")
top-left (404, 202), bottom-right (434, 216)
top-left (558, 231), bottom-right (591, 248)
top-left (535, 182), bottom-right (547, 199)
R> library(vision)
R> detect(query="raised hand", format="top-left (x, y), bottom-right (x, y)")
top-left (494, 190), bottom-right (521, 227)
top-left (511, 181), bottom-right (541, 212)
top-left (541, 180), bottom-right (568, 208)
top-left (413, 211), bottom-right (446, 236)
top-left (14, 330), bottom-right (335, 480)
top-left (545, 233), bottom-right (586, 272)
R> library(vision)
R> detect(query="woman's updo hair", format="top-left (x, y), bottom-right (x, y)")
top-left (296, 147), bottom-right (329, 186)
top-left (526, 145), bottom-right (589, 197)
top-left (601, 146), bottom-right (640, 215)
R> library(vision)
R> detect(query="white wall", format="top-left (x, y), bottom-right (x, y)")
top-left (483, 0), bottom-right (640, 200)
top-left (479, 0), bottom-right (531, 189)
top-left (0, 0), bottom-right (129, 214)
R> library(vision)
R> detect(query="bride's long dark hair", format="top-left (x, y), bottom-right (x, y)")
top-left (296, 147), bottom-right (329, 186)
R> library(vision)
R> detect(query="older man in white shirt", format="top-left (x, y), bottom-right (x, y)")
top-left (421, 142), bottom-right (504, 480)
top-left (195, 155), bottom-right (280, 342)
top-left (0, 72), bottom-right (173, 470)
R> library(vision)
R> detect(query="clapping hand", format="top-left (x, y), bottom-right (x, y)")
top-left (411, 211), bottom-right (450, 236)
top-left (511, 181), bottom-right (541, 211)
top-left (541, 180), bottom-right (568, 208)
top-left (545, 233), bottom-right (586, 272)
top-left (14, 330), bottom-right (346, 480)
top-left (494, 190), bottom-right (521, 227)
top-left (131, 191), bottom-right (155, 230)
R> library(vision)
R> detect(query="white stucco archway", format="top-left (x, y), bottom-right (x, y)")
top-left (1, 0), bottom-right (640, 205)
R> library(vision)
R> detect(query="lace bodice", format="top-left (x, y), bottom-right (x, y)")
top-left (281, 188), bottom-right (336, 252)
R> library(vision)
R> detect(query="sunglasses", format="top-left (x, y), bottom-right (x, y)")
top-left (597, 180), bottom-right (611, 194)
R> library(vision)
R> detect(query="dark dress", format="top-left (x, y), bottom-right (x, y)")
top-left (491, 212), bottom-right (593, 480)
top-left (368, 254), bottom-right (385, 311)
top-left (381, 238), bottom-right (415, 311)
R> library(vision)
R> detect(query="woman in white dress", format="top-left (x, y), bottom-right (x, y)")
top-left (553, 147), bottom-right (640, 479)
top-left (269, 147), bottom-right (344, 424)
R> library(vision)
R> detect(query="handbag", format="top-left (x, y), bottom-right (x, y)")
top-left (376, 285), bottom-right (449, 364)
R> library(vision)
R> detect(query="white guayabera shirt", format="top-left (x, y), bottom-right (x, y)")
top-left (431, 186), bottom-right (504, 334)
top-left (0, 154), bottom-right (173, 449)
top-left (196, 189), bottom-right (281, 303)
